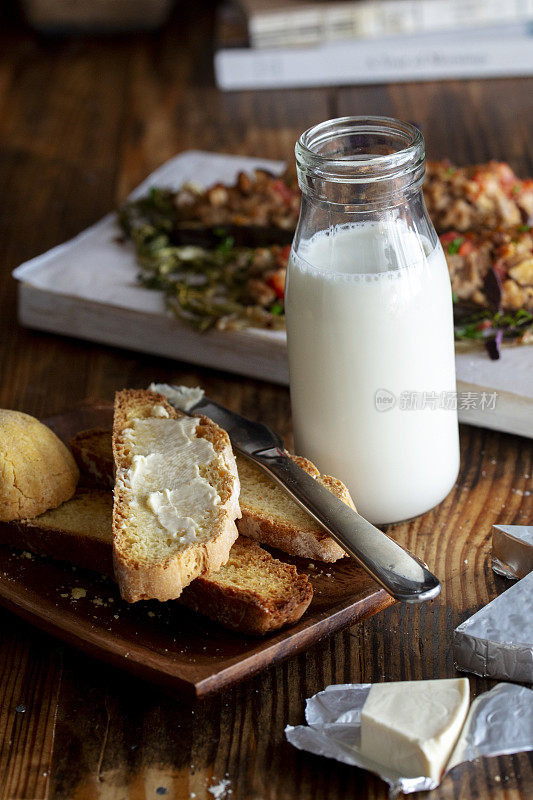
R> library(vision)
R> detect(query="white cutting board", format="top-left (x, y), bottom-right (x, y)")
top-left (13, 151), bottom-right (533, 439)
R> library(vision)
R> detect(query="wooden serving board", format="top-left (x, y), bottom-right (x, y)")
top-left (0, 403), bottom-right (394, 699)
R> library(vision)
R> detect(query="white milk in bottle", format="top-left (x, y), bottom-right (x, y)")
top-left (286, 118), bottom-right (459, 524)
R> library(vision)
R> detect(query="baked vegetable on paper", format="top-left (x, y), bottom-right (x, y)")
top-left (119, 166), bottom-right (299, 249)
top-left (119, 160), bottom-right (533, 353)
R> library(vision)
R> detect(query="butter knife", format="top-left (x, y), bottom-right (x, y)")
top-left (161, 390), bottom-right (441, 604)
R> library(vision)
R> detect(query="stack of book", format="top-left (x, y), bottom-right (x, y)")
top-left (214, 0), bottom-right (533, 90)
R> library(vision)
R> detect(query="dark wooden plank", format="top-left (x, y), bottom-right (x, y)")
top-left (0, 4), bottom-right (532, 798)
top-left (0, 613), bottom-right (62, 800)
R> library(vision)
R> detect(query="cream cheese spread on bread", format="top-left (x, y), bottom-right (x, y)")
top-left (124, 416), bottom-right (220, 543)
top-left (148, 383), bottom-right (204, 412)
top-left (150, 404), bottom-right (170, 418)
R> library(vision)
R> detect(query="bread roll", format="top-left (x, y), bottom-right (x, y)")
top-left (0, 410), bottom-right (78, 521)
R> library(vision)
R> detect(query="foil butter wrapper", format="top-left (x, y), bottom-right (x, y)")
top-left (285, 683), bottom-right (533, 798)
top-left (453, 571), bottom-right (533, 682)
top-left (492, 525), bottom-right (533, 580)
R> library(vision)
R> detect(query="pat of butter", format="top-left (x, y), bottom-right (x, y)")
top-left (125, 416), bottom-right (219, 542)
top-left (360, 678), bottom-right (470, 781)
top-left (150, 404), bottom-right (169, 418)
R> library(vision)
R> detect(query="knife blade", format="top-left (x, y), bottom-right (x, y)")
top-left (154, 386), bottom-right (441, 604)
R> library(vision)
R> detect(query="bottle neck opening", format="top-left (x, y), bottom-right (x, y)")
top-left (295, 116), bottom-right (425, 209)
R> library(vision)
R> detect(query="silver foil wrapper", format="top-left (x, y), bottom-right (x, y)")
top-left (285, 683), bottom-right (533, 798)
top-left (492, 525), bottom-right (533, 580)
top-left (453, 571), bottom-right (533, 682)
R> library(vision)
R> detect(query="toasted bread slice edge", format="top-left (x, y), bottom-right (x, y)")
top-left (69, 428), bottom-right (114, 488)
top-left (236, 453), bottom-right (353, 562)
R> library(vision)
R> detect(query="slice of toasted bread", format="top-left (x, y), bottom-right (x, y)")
top-left (236, 454), bottom-right (353, 562)
top-left (180, 537), bottom-right (313, 634)
top-left (0, 489), bottom-right (312, 634)
top-left (0, 488), bottom-right (113, 575)
top-left (69, 428), bottom-right (113, 486)
top-left (112, 390), bottom-right (240, 602)
top-left (69, 427), bottom-right (114, 488)
top-left (71, 427), bottom-right (351, 562)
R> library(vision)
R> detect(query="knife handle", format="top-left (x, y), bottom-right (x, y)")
top-left (249, 449), bottom-right (440, 604)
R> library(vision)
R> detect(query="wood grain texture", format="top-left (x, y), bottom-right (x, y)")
top-left (0, 2), bottom-right (532, 798)
top-left (0, 613), bottom-right (62, 800)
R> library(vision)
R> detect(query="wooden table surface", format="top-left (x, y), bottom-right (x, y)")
top-left (1, 3), bottom-right (532, 799)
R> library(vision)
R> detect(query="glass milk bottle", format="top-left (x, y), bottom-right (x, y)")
top-left (285, 117), bottom-right (459, 524)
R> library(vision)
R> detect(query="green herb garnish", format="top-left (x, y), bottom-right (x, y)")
top-left (454, 305), bottom-right (533, 342)
top-left (217, 235), bottom-right (235, 254)
top-left (448, 237), bottom-right (464, 255)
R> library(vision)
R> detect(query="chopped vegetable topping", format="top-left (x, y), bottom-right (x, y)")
top-left (266, 269), bottom-right (286, 299)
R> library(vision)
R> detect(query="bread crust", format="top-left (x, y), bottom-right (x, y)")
top-left (112, 390), bottom-right (240, 602)
top-left (112, 512), bottom-right (240, 603)
top-left (238, 512), bottom-right (345, 562)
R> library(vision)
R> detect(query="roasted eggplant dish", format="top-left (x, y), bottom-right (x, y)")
top-left (119, 160), bottom-right (533, 357)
